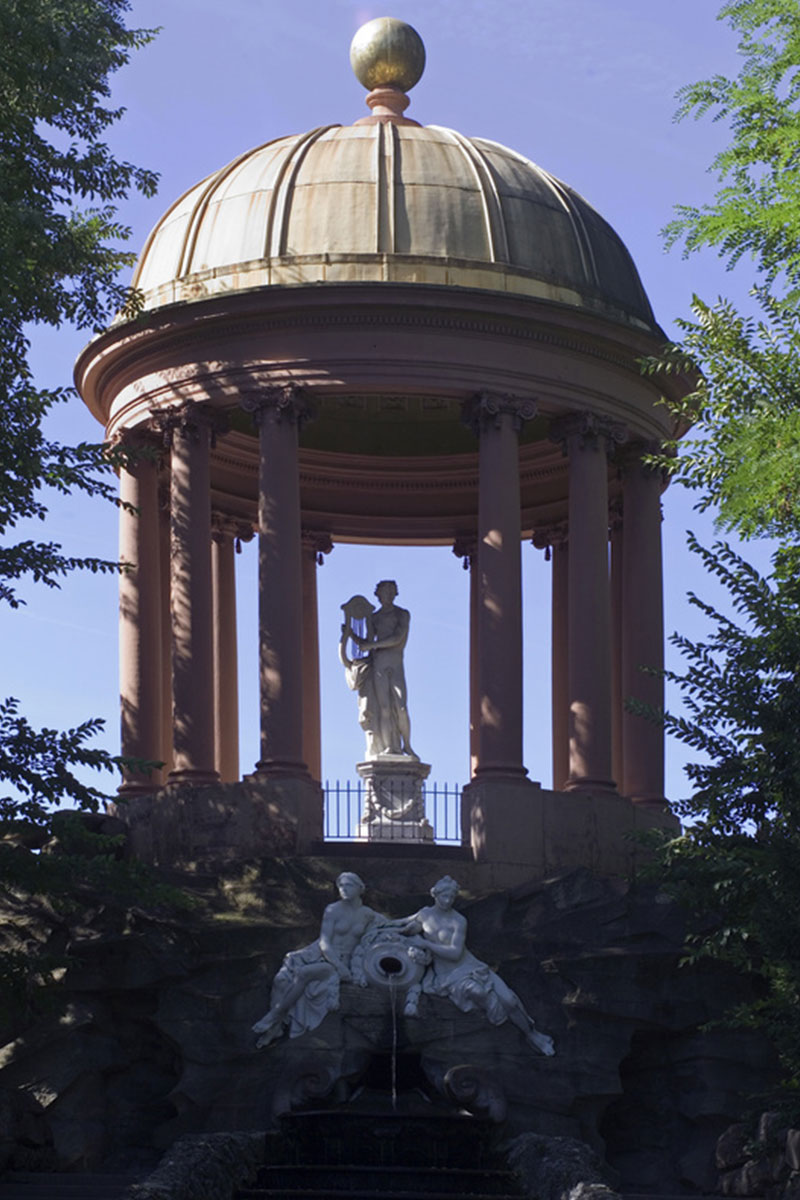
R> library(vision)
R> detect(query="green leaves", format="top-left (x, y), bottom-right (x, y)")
top-left (643, 289), bottom-right (800, 539)
top-left (664, 0), bottom-right (800, 290)
top-left (649, 540), bottom-right (800, 1098)
top-left (0, 0), bottom-right (158, 606)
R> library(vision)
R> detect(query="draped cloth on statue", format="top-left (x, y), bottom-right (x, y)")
top-left (270, 941), bottom-right (340, 1039)
top-left (420, 948), bottom-right (520, 1026)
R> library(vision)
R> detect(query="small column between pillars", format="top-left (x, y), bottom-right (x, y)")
top-left (117, 428), bottom-right (163, 793)
top-left (242, 386), bottom-right (312, 778)
top-left (301, 530), bottom-right (333, 783)
top-left (620, 443), bottom-right (666, 805)
top-left (463, 391), bottom-right (536, 779)
top-left (153, 403), bottom-right (222, 786)
top-left (211, 513), bottom-right (255, 784)
top-left (550, 412), bottom-right (626, 793)
top-left (533, 523), bottom-right (569, 791)
top-left (453, 536), bottom-right (478, 779)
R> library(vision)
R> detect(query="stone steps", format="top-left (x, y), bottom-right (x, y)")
top-left (238, 1193), bottom-right (521, 1200)
top-left (243, 1163), bottom-right (520, 1195)
top-left (0, 1173), bottom-right (140, 1200)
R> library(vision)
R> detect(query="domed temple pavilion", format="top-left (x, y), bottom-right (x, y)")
top-left (76, 18), bottom-right (689, 883)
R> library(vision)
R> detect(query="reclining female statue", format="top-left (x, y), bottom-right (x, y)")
top-left (392, 875), bottom-right (556, 1056)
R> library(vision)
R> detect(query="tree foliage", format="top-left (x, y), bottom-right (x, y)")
top-left (664, 0), bottom-right (800, 292)
top-left (646, 0), bottom-right (800, 1105)
top-left (643, 289), bottom-right (800, 540)
top-left (0, 0), bottom-right (158, 607)
top-left (0, 3), bottom-right (159, 850)
top-left (640, 540), bottom-right (800, 1093)
top-left (651, 0), bottom-right (800, 544)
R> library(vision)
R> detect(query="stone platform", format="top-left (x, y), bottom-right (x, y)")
top-left (112, 776), bottom-right (677, 890)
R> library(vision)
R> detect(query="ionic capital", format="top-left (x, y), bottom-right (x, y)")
top-left (531, 521), bottom-right (568, 552)
top-left (211, 511), bottom-right (256, 545)
top-left (616, 438), bottom-right (669, 483)
top-left (241, 385), bottom-right (315, 431)
top-left (452, 534), bottom-right (477, 567)
top-left (150, 402), bottom-right (228, 447)
top-left (109, 424), bottom-right (164, 472)
top-left (461, 391), bottom-right (537, 437)
top-left (549, 411), bottom-right (627, 456)
top-left (301, 530), bottom-right (334, 564)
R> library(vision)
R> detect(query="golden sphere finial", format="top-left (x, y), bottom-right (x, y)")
top-left (350, 17), bottom-right (425, 93)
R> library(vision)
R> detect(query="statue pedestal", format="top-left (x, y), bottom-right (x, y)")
top-left (355, 756), bottom-right (434, 843)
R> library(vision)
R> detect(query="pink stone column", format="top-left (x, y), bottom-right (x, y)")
top-left (610, 507), bottom-right (624, 790)
top-left (621, 444), bottom-right (665, 804)
top-left (551, 537), bottom-right (570, 791)
top-left (211, 515), bottom-right (253, 784)
top-left (117, 431), bottom-right (163, 793)
top-left (301, 531), bottom-right (333, 783)
top-left (243, 387), bottom-right (312, 777)
top-left (161, 405), bottom-right (219, 785)
top-left (465, 392), bottom-right (536, 779)
top-left (551, 413), bottom-right (625, 792)
top-left (453, 537), bottom-right (478, 779)
top-left (158, 493), bottom-right (173, 779)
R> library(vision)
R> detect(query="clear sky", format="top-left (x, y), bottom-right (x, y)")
top-left (5, 0), bottom-right (776, 806)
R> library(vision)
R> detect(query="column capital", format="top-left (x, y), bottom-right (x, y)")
top-left (111, 423), bottom-right (162, 452)
top-left (452, 534), bottom-right (477, 567)
top-left (616, 437), bottom-right (669, 483)
top-left (531, 521), bottom-right (568, 552)
top-left (549, 411), bottom-right (627, 455)
top-left (461, 391), bottom-right (537, 436)
top-left (301, 529), bottom-right (334, 563)
top-left (150, 402), bottom-right (228, 447)
top-left (241, 384), bottom-right (315, 430)
top-left (211, 510), bottom-right (256, 545)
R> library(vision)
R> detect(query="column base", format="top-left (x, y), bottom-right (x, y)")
top-left (473, 763), bottom-right (530, 782)
top-left (166, 768), bottom-right (220, 786)
top-left (630, 793), bottom-right (671, 811)
top-left (563, 776), bottom-right (618, 794)
top-left (117, 778), bottom-right (162, 797)
top-left (249, 759), bottom-right (310, 780)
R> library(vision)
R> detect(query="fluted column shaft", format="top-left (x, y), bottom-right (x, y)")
top-left (118, 433), bottom-right (163, 792)
top-left (621, 447), bottom-right (665, 803)
top-left (245, 387), bottom-right (311, 777)
top-left (163, 406), bottom-right (219, 784)
top-left (552, 413), bottom-right (624, 792)
top-left (466, 392), bottom-right (535, 778)
top-left (301, 532), bottom-right (333, 782)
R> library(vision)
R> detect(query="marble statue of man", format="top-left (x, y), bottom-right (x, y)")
top-left (352, 580), bottom-right (416, 758)
top-left (251, 872), bottom-right (380, 1047)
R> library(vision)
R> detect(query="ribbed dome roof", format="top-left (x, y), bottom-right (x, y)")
top-left (132, 122), bottom-right (655, 330)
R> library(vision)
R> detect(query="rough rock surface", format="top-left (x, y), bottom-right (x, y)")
top-left (506, 1132), bottom-right (619, 1200)
top-left (127, 1131), bottom-right (262, 1200)
top-left (0, 860), bottom-right (778, 1193)
top-left (717, 1113), bottom-right (800, 1199)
